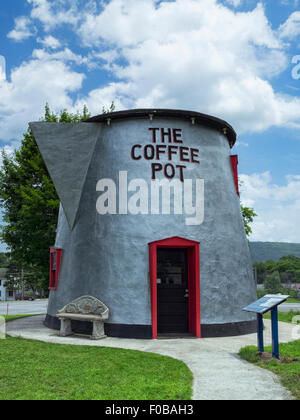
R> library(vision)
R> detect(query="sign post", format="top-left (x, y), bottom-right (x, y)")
top-left (243, 294), bottom-right (289, 360)
top-left (271, 306), bottom-right (279, 359)
top-left (257, 313), bottom-right (264, 353)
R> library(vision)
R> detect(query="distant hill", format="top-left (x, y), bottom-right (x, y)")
top-left (249, 242), bottom-right (300, 263)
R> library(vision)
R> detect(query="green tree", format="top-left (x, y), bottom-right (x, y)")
top-left (253, 261), bottom-right (268, 284)
top-left (241, 205), bottom-right (257, 237)
top-left (239, 179), bottom-right (257, 238)
top-left (264, 270), bottom-right (282, 294)
top-left (0, 104), bottom-right (92, 292)
top-left (253, 255), bottom-right (300, 294)
top-left (101, 101), bottom-right (115, 114)
top-left (0, 252), bottom-right (9, 267)
top-left (274, 255), bottom-right (300, 284)
top-left (4, 260), bottom-right (44, 295)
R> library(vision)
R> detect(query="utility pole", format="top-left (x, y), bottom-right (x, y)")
top-left (21, 266), bottom-right (25, 300)
top-left (253, 266), bottom-right (257, 286)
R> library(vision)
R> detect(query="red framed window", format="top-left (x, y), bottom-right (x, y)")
top-left (49, 248), bottom-right (62, 290)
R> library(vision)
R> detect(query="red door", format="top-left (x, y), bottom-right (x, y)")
top-left (149, 236), bottom-right (200, 339)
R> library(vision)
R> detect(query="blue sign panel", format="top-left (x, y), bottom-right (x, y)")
top-left (243, 294), bottom-right (289, 315)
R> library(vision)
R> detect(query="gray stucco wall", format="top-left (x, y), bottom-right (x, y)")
top-left (31, 115), bottom-right (256, 330)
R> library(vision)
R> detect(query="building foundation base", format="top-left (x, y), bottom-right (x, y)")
top-left (44, 314), bottom-right (257, 339)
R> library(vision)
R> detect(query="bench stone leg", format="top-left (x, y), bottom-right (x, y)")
top-left (91, 320), bottom-right (106, 340)
top-left (60, 318), bottom-right (72, 337)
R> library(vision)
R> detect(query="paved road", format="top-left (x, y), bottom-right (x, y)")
top-left (0, 299), bottom-right (298, 315)
top-left (278, 303), bottom-right (300, 313)
top-left (0, 300), bottom-right (48, 315)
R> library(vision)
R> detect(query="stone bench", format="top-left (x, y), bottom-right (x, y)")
top-left (57, 296), bottom-right (109, 340)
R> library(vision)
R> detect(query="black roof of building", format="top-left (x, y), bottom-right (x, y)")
top-left (84, 108), bottom-right (237, 148)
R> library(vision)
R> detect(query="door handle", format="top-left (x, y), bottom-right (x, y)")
top-left (184, 289), bottom-right (189, 298)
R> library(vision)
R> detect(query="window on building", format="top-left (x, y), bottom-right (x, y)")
top-left (49, 248), bottom-right (62, 290)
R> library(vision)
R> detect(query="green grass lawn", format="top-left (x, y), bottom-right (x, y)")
top-left (0, 336), bottom-right (193, 400)
top-left (263, 311), bottom-right (300, 324)
top-left (286, 298), bottom-right (300, 304)
top-left (239, 313), bottom-right (300, 400)
top-left (239, 341), bottom-right (300, 400)
top-left (3, 315), bottom-right (35, 322)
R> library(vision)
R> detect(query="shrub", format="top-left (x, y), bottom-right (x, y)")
top-left (264, 271), bottom-right (281, 294)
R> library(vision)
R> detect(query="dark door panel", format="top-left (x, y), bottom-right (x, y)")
top-left (157, 248), bottom-right (188, 334)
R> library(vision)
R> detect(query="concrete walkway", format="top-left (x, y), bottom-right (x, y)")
top-left (6, 316), bottom-right (299, 400)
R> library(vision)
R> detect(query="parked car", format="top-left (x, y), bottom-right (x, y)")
top-left (15, 294), bottom-right (36, 301)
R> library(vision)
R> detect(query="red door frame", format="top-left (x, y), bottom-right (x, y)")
top-left (148, 236), bottom-right (201, 339)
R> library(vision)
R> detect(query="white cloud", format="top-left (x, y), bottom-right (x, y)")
top-left (226, 0), bottom-right (243, 7)
top-left (240, 172), bottom-right (300, 242)
top-left (235, 141), bottom-right (249, 147)
top-left (0, 56), bottom-right (6, 81)
top-left (27, 0), bottom-right (79, 31)
top-left (7, 16), bottom-right (36, 42)
top-left (73, 82), bottom-right (132, 116)
top-left (280, 0), bottom-right (299, 8)
top-left (79, 0), bottom-right (281, 49)
top-left (32, 48), bottom-right (88, 66)
top-left (72, 0), bottom-right (300, 135)
top-left (278, 11), bottom-right (300, 39)
top-left (0, 141), bottom-right (19, 165)
top-left (2, 0), bottom-right (300, 141)
top-left (0, 57), bottom-right (85, 140)
top-left (37, 35), bottom-right (62, 49)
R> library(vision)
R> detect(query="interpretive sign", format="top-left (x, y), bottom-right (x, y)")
top-left (243, 294), bottom-right (289, 315)
top-left (243, 294), bottom-right (289, 359)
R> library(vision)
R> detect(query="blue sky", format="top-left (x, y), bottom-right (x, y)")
top-left (0, 0), bottom-right (300, 246)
